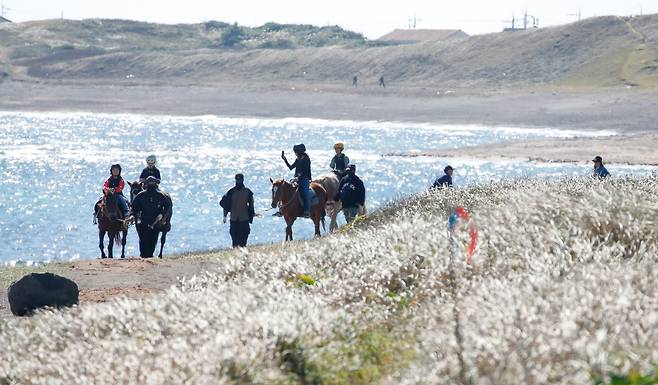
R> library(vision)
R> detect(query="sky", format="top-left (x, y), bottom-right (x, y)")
top-left (2, 0), bottom-right (655, 38)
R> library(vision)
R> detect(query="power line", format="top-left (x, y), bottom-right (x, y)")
top-left (568, 8), bottom-right (582, 21)
top-left (1, 0), bottom-right (12, 18)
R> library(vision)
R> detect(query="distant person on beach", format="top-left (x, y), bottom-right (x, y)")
top-left (379, 75), bottom-right (386, 88)
top-left (352, 75), bottom-right (358, 87)
top-left (131, 176), bottom-right (172, 258)
top-left (103, 164), bottom-right (129, 217)
top-left (139, 155), bottom-right (161, 184)
top-left (592, 156), bottom-right (610, 178)
top-left (220, 173), bottom-right (255, 248)
top-left (330, 142), bottom-right (350, 176)
top-left (282, 144), bottom-right (312, 218)
top-left (336, 164), bottom-right (366, 223)
top-left (432, 166), bottom-right (454, 189)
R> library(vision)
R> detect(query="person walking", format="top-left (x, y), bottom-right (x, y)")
top-left (220, 173), bottom-right (255, 248)
top-left (379, 75), bottom-right (386, 88)
top-left (432, 166), bottom-right (454, 189)
top-left (131, 176), bottom-right (171, 258)
top-left (592, 156), bottom-right (610, 178)
top-left (336, 164), bottom-right (366, 223)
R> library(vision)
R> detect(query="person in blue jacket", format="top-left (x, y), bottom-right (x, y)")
top-left (432, 165), bottom-right (454, 189)
top-left (592, 156), bottom-right (610, 178)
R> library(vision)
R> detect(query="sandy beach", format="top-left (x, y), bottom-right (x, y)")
top-left (392, 133), bottom-right (658, 165)
top-left (1, 81), bottom-right (657, 133)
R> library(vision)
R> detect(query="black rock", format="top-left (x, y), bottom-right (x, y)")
top-left (8, 273), bottom-right (79, 316)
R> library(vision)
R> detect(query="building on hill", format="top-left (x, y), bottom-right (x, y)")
top-left (0, 16), bottom-right (11, 23)
top-left (377, 29), bottom-right (468, 44)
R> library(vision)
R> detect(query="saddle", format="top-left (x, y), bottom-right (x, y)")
top-left (93, 196), bottom-right (129, 221)
top-left (290, 181), bottom-right (321, 208)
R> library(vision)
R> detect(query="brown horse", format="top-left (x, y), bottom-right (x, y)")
top-left (270, 178), bottom-right (327, 241)
top-left (96, 191), bottom-right (128, 259)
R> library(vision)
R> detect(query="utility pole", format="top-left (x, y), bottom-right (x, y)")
top-left (502, 14), bottom-right (516, 30)
top-left (61, 10), bottom-right (64, 20)
top-left (568, 8), bottom-right (582, 21)
top-left (523, 8), bottom-right (528, 29)
top-left (408, 12), bottom-right (421, 29)
top-left (1, 0), bottom-right (11, 18)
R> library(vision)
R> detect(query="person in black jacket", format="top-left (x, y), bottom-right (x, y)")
top-left (220, 174), bottom-right (255, 248)
top-left (139, 155), bottom-right (161, 183)
top-left (131, 176), bottom-right (171, 258)
top-left (336, 164), bottom-right (366, 223)
top-left (282, 144), bottom-right (312, 218)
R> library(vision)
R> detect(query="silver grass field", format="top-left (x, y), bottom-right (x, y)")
top-left (1, 176), bottom-right (656, 384)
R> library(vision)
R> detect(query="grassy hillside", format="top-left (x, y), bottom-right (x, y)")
top-left (2, 15), bottom-right (658, 89)
top-left (1, 176), bottom-right (656, 384)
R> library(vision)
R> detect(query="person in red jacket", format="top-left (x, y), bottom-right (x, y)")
top-left (103, 164), bottom-right (129, 216)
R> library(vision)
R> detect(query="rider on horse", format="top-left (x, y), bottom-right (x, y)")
top-left (330, 142), bottom-right (350, 177)
top-left (139, 154), bottom-right (161, 184)
top-left (282, 144), bottom-right (312, 218)
top-left (103, 164), bottom-right (129, 217)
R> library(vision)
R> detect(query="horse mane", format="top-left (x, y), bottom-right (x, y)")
top-left (102, 192), bottom-right (122, 220)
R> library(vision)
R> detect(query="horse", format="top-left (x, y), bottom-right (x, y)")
top-left (152, 192), bottom-right (173, 259)
top-left (313, 173), bottom-right (342, 232)
top-left (270, 178), bottom-right (327, 241)
top-left (96, 191), bottom-right (128, 259)
top-left (129, 180), bottom-right (172, 259)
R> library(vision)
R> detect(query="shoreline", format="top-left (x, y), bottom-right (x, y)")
top-left (390, 133), bottom-right (658, 166)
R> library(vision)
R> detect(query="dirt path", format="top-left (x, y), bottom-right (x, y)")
top-left (0, 256), bottom-right (223, 317)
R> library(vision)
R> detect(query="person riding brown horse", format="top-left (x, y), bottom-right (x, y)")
top-left (270, 178), bottom-right (327, 241)
top-left (96, 189), bottom-right (128, 259)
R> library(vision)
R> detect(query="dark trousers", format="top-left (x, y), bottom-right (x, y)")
top-left (136, 223), bottom-right (159, 257)
top-left (230, 220), bottom-right (250, 248)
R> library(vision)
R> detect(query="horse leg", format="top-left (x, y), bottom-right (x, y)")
top-left (158, 231), bottom-right (167, 259)
top-left (285, 217), bottom-right (294, 242)
top-left (314, 214), bottom-right (321, 237)
top-left (99, 230), bottom-right (106, 259)
top-left (108, 232), bottom-right (114, 259)
top-left (121, 229), bottom-right (127, 258)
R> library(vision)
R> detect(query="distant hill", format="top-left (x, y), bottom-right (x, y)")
top-left (2, 15), bottom-right (658, 89)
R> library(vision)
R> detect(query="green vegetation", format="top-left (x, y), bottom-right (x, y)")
top-left (278, 326), bottom-right (415, 385)
top-left (594, 368), bottom-right (658, 385)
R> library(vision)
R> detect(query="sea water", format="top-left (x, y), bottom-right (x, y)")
top-left (0, 112), bottom-right (653, 264)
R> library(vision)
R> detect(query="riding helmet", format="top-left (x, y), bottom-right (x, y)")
top-left (293, 143), bottom-right (306, 154)
top-left (333, 142), bottom-right (344, 150)
top-left (146, 154), bottom-right (157, 164)
top-left (110, 164), bottom-right (122, 174)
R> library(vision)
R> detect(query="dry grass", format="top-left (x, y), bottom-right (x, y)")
top-left (3, 15), bottom-right (658, 89)
top-left (0, 176), bottom-right (656, 384)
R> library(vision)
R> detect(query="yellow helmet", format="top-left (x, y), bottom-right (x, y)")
top-left (333, 142), bottom-right (345, 150)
